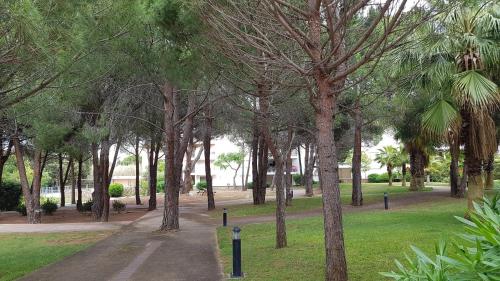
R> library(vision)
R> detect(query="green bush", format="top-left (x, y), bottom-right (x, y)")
top-left (109, 183), bottom-right (124, 197)
top-left (156, 178), bottom-right (165, 193)
top-left (112, 200), bottom-right (126, 213)
top-left (368, 173), bottom-right (390, 183)
top-left (80, 200), bottom-right (93, 212)
top-left (292, 174), bottom-right (303, 186)
top-left (0, 181), bottom-right (22, 211)
top-left (382, 194), bottom-right (500, 280)
top-left (41, 199), bottom-right (58, 215)
top-left (196, 181), bottom-right (207, 190)
top-left (16, 201), bottom-right (27, 216)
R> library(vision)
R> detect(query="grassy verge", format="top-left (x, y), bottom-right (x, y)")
top-left (217, 198), bottom-right (467, 281)
top-left (211, 183), bottom-right (433, 218)
top-left (0, 231), bottom-right (112, 281)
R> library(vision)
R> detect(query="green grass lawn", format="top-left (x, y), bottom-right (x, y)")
top-left (0, 231), bottom-right (111, 281)
top-left (217, 198), bottom-right (467, 281)
top-left (211, 183), bottom-right (433, 219)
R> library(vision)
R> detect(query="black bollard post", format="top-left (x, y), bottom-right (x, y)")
top-left (384, 192), bottom-right (389, 210)
top-left (232, 226), bottom-right (242, 278)
top-left (223, 208), bottom-right (227, 227)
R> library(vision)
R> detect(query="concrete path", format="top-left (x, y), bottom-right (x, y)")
top-left (20, 206), bottom-right (223, 281)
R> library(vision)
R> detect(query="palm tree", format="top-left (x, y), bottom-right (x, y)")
top-left (394, 145), bottom-right (409, 187)
top-left (396, 2), bottom-right (499, 211)
top-left (375, 146), bottom-right (398, 186)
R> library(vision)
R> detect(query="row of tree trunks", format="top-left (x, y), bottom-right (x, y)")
top-left (204, 106), bottom-right (215, 210)
top-left (351, 99), bottom-right (363, 206)
top-left (13, 135), bottom-right (43, 224)
top-left (148, 138), bottom-right (161, 211)
top-left (161, 83), bottom-right (196, 231)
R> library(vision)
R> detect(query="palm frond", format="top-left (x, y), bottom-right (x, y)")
top-left (421, 99), bottom-right (461, 138)
top-left (452, 70), bottom-right (499, 109)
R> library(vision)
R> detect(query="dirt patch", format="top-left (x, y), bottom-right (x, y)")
top-left (0, 207), bottom-right (148, 224)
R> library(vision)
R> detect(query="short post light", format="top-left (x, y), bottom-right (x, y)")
top-left (223, 208), bottom-right (228, 227)
top-left (384, 192), bottom-right (389, 210)
top-left (232, 226), bottom-right (242, 278)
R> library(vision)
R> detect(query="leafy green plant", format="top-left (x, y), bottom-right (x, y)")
top-left (196, 181), bottom-right (207, 190)
top-left (292, 174), bottom-right (303, 186)
top-left (109, 183), bottom-right (124, 197)
top-left (80, 200), bottom-right (93, 212)
top-left (16, 201), bottom-right (27, 216)
top-left (381, 194), bottom-right (500, 280)
top-left (112, 200), bottom-right (126, 213)
top-left (41, 199), bottom-right (58, 215)
top-left (0, 181), bottom-right (22, 211)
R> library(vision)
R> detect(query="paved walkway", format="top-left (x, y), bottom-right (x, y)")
top-left (20, 206), bottom-right (223, 281)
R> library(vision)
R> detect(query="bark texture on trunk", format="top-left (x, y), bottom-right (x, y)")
top-left (76, 156), bottom-right (83, 210)
top-left (260, 91), bottom-right (287, 249)
top-left (484, 156), bottom-right (494, 190)
top-left (285, 128), bottom-right (293, 206)
top-left (251, 96), bottom-right (268, 205)
top-left (387, 165), bottom-right (393, 186)
top-left (304, 140), bottom-right (316, 197)
top-left (161, 84), bottom-right (195, 231)
top-left (135, 136), bottom-right (141, 205)
top-left (409, 146), bottom-right (426, 191)
top-left (204, 107), bottom-right (215, 210)
top-left (182, 137), bottom-right (194, 194)
top-left (13, 136), bottom-right (42, 224)
top-left (91, 140), bottom-right (111, 222)
top-left (351, 99), bottom-right (362, 206)
top-left (148, 139), bottom-right (160, 211)
top-left (401, 163), bottom-right (407, 187)
top-left (58, 154), bottom-right (66, 207)
top-left (315, 77), bottom-right (348, 281)
top-left (70, 161), bottom-right (76, 205)
top-left (458, 163), bottom-right (467, 198)
top-left (449, 132), bottom-right (460, 197)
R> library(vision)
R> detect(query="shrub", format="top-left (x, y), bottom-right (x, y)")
top-left (156, 178), bottom-right (165, 193)
top-left (292, 174), bottom-right (303, 186)
top-left (16, 201), bottom-right (27, 216)
top-left (140, 180), bottom-right (149, 195)
top-left (109, 183), bottom-right (124, 197)
top-left (0, 181), bottom-right (22, 211)
top-left (196, 181), bottom-right (207, 190)
top-left (41, 199), bottom-right (58, 215)
top-left (382, 194), bottom-right (500, 280)
top-left (80, 200), bottom-right (93, 212)
top-left (112, 200), bottom-right (126, 213)
top-left (368, 173), bottom-right (390, 183)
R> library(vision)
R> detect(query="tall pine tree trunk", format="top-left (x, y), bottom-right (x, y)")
top-left (182, 137), bottom-right (194, 194)
top-left (76, 156), bottom-right (83, 210)
top-left (135, 136), bottom-right (141, 205)
top-left (204, 107), bottom-right (215, 210)
top-left (13, 135), bottom-right (42, 224)
top-left (285, 128), bottom-right (293, 206)
top-left (58, 154), bottom-right (66, 207)
top-left (148, 140), bottom-right (159, 211)
top-left (315, 78), bottom-right (347, 281)
top-left (351, 99), bottom-right (363, 206)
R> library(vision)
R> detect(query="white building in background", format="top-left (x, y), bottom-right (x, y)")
top-left (189, 136), bottom-right (302, 188)
top-left (109, 133), bottom-right (400, 190)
